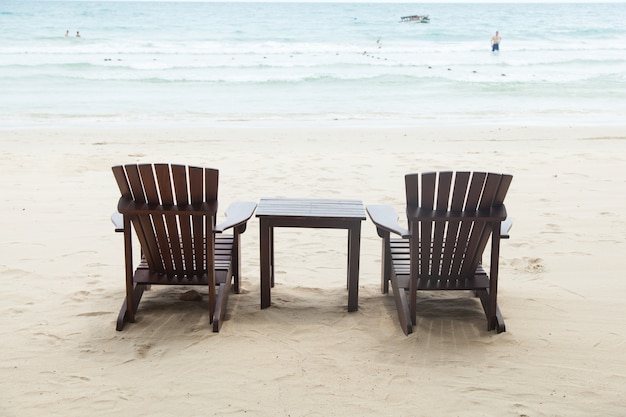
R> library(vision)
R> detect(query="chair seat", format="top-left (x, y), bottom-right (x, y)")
top-left (390, 238), bottom-right (490, 291)
top-left (134, 235), bottom-right (234, 285)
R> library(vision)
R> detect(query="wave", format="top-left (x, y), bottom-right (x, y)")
top-left (5, 39), bottom-right (624, 57)
top-left (3, 68), bottom-right (624, 93)
top-left (3, 50), bottom-right (624, 73)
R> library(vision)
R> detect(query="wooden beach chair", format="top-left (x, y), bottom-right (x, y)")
top-left (111, 163), bottom-right (256, 332)
top-left (366, 171), bottom-right (513, 335)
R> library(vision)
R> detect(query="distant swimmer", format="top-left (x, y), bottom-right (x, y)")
top-left (491, 31), bottom-right (501, 52)
top-left (65, 30), bottom-right (69, 37)
top-left (76, 31), bottom-right (81, 38)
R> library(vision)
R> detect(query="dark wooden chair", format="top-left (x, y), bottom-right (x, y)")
top-left (367, 171), bottom-right (513, 335)
top-left (111, 163), bottom-right (256, 332)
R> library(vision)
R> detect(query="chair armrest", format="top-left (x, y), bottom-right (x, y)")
top-left (500, 216), bottom-right (513, 239)
top-left (215, 201), bottom-right (257, 233)
top-left (111, 211), bottom-right (124, 232)
top-left (366, 205), bottom-right (410, 238)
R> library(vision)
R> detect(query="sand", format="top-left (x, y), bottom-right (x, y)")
top-left (1, 125), bottom-right (625, 416)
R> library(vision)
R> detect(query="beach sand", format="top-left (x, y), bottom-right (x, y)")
top-left (1, 125), bottom-right (625, 416)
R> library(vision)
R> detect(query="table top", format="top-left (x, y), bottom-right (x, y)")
top-left (256, 198), bottom-right (366, 220)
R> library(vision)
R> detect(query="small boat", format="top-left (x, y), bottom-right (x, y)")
top-left (400, 15), bottom-right (430, 23)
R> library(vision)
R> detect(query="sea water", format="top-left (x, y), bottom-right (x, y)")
top-left (1, 1), bottom-right (625, 127)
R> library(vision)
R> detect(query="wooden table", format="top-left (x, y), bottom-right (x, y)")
top-left (256, 198), bottom-right (366, 312)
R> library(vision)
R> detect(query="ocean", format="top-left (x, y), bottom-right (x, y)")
top-left (1, 1), bottom-right (625, 127)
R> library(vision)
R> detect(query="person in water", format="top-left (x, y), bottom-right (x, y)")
top-left (76, 31), bottom-right (81, 38)
top-left (491, 31), bottom-right (501, 52)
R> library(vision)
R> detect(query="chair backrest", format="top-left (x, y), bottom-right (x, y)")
top-left (112, 163), bottom-right (219, 279)
top-left (405, 171), bottom-right (512, 279)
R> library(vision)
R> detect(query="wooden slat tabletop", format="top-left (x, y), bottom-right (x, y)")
top-left (256, 198), bottom-right (366, 219)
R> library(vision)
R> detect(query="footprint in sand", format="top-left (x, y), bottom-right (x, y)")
top-left (543, 223), bottom-right (562, 234)
top-left (135, 343), bottom-right (152, 358)
top-left (510, 257), bottom-right (545, 274)
top-left (77, 311), bottom-right (111, 317)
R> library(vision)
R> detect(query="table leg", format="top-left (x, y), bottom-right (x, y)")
top-left (347, 222), bottom-right (361, 312)
top-left (269, 225), bottom-right (274, 288)
top-left (346, 230), bottom-right (350, 290)
top-left (260, 218), bottom-right (271, 309)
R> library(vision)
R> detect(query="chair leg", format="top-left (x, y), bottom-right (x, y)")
top-left (390, 274), bottom-right (413, 335)
top-left (381, 236), bottom-right (391, 294)
top-left (232, 231), bottom-right (241, 294)
top-left (212, 270), bottom-right (233, 333)
top-left (494, 303), bottom-right (506, 333)
top-left (116, 300), bottom-right (128, 331)
top-left (116, 282), bottom-right (146, 331)
top-left (476, 288), bottom-right (506, 333)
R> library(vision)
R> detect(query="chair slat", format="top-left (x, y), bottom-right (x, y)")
top-left (138, 164), bottom-right (159, 204)
top-left (205, 168), bottom-right (219, 203)
top-left (170, 165), bottom-right (193, 273)
top-left (436, 171), bottom-right (453, 210)
top-left (450, 171), bottom-right (470, 211)
top-left (112, 166), bottom-right (132, 199)
top-left (429, 172), bottom-right (452, 276)
top-left (189, 166), bottom-right (206, 274)
top-left (125, 165), bottom-right (146, 204)
top-left (405, 173), bottom-right (419, 208)
top-left (152, 164), bottom-right (178, 274)
top-left (479, 173), bottom-right (502, 210)
top-left (155, 164), bottom-right (174, 204)
top-left (493, 174), bottom-right (513, 206)
top-left (465, 172), bottom-right (486, 210)
top-left (420, 172), bottom-right (437, 210)
top-left (171, 164), bottom-right (189, 204)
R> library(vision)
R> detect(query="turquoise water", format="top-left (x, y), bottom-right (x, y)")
top-left (1, 1), bottom-right (625, 126)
